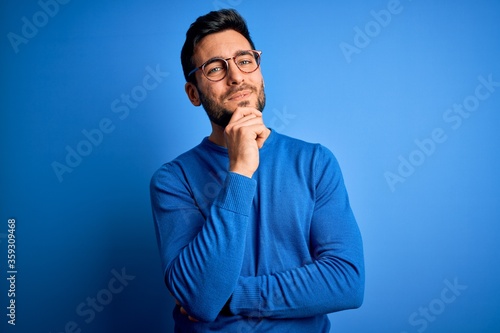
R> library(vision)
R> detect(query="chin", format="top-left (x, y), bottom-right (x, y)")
top-left (237, 100), bottom-right (251, 107)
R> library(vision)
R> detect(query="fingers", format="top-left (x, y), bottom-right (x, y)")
top-left (177, 302), bottom-right (199, 322)
top-left (225, 107), bottom-right (267, 143)
top-left (180, 307), bottom-right (199, 322)
top-left (231, 107), bottom-right (263, 118)
top-left (227, 107), bottom-right (262, 125)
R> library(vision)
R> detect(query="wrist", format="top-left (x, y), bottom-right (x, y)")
top-left (229, 165), bottom-right (254, 178)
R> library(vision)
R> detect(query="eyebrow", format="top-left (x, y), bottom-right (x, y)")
top-left (203, 50), bottom-right (252, 63)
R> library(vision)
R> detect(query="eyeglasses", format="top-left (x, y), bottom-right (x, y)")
top-left (188, 50), bottom-right (262, 82)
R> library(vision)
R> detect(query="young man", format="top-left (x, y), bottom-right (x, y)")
top-left (150, 9), bottom-right (364, 332)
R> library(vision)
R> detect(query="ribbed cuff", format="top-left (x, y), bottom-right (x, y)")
top-left (228, 276), bottom-right (262, 316)
top-left (214, 172), bottom-right (256, 216)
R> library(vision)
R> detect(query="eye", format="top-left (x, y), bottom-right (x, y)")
top-left (237, 57), bottom-right (254, 67)
top-left (203, 59), bottom-right (227, 77)
top-left (206, 66), bottom-right (224, 75)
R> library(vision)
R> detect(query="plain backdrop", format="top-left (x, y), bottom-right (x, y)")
top-left (1, 1), bottom-right (499, 332)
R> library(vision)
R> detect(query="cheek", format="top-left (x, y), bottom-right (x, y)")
top-left (251, 73), bottom-right (264, 89)
top-left (202, 83), bottom-right (223, 101)
top-left (211, 85), bottom-right (223, 98)
top-left (199, 84), bottom-right (215, 98)
top-left (253, 70), bottom-right (264, 81)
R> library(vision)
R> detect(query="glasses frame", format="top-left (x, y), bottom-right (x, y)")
top-left (188, 50), bottom-right (262, 82)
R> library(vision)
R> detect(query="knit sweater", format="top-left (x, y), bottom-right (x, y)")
top-left (150, 130), bottom-right (364, 332)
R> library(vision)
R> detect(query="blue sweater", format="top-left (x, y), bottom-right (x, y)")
top-left (150, 130), bottom-right (364, 332)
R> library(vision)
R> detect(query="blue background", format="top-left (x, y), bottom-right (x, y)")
top-left (1, 0), bottom-right (499, 332)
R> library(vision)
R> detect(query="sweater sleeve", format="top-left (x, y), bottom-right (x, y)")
top-left (228, 146), bottom-right (365, 319)
top-left (150, 166), bottom-right (256, 322)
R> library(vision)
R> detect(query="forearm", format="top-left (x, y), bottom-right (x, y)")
top-left (228, 145), bottom-right (365, 319)
top-left (228, 247), bottom-right (364, 319)
top-left (152, 171), bottom-right (256, 322)
top-left (166, 211), bottom-right (246, 321)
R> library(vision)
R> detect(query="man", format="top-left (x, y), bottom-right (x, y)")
top-left (150, 9), bottom-right (364, 332)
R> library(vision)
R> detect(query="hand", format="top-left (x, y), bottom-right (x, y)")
top-left (175, 299), bottom-right (199, 322)
top-left (224, 107), bottom-right (270, 178)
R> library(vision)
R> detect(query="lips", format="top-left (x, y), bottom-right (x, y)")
top-left (227, 90), bottom-right (252, 101)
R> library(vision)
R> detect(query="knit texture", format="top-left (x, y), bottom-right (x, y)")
top-left (150, 130), bottom-right (364, 332)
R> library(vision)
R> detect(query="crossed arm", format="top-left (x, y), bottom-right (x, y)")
top-left (150, 108), bottom-right (364, 322)
top-left (151, 161), bottom-right (364, 322)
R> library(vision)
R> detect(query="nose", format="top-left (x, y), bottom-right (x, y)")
top-left (225, 60), bottom-right (244, 85)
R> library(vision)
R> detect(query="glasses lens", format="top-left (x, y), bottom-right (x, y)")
top-left (201, 51), bottom-right (261, 81)
top-left (203, 59), bottom-right (227, 81)
top-left (235, 51), bottom-right (260, 73)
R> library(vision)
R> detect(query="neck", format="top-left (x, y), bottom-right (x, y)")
top-left (208, 123), bottom-right (226, 147)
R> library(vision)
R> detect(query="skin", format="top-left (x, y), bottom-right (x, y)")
top-left (185, 29), bottom-right (271, 179)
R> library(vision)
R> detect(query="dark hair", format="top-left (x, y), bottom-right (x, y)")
top-left (181, 9), bottom-right (256, 83)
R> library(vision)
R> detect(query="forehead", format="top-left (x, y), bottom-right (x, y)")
top-left (193, 29), bottom-right (253, 63)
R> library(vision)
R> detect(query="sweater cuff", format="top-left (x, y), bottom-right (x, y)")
top-left (214, 172), bottom-right (256, 217)
top-left (228, 276), bottom-right (261, 316)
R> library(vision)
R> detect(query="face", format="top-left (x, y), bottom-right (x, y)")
top-left (186, 29), bottom-right (266, 128)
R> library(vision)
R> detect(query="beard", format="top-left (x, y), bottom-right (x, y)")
top-left (198, 81), bottom-right (266, 128)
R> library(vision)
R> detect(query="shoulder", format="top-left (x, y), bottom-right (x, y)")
top-left (270, 130), bottom-right (338, 164)
top-left (150, 140), bottom-right (208, 189)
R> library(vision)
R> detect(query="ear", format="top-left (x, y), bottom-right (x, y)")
top-left (185, 82), bottom-right (201, 106)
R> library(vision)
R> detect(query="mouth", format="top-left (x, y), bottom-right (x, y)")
top-left (227, 90), bottom-right (252, 102)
